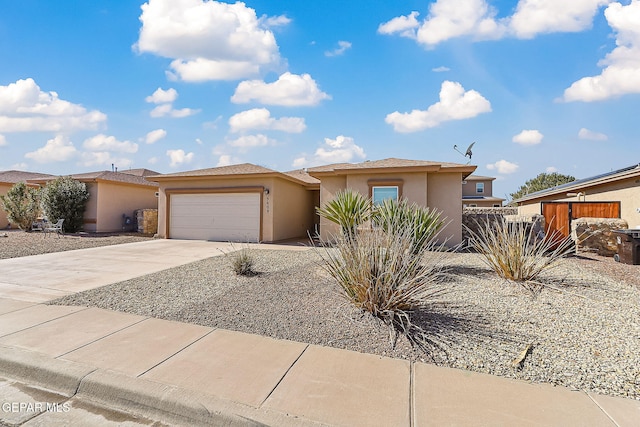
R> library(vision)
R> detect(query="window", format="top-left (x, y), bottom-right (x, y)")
top-left (493, 204), bottom-right (501, 208)
top-left (476, 182), bottom-right (484, 193)
top-left (372, 186), bottom-right (398, 205)
top-left (469, 204), bottom-right (477, 207)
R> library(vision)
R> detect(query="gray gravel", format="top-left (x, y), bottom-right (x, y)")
top-left (49, 248), bottom-right (640, 401)
top-left (0, 230), bottom-right (152, 260)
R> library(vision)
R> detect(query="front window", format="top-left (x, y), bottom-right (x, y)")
top-left (372, 186), bottom-right (398, 206)
top-left (476, 182), bottom-right (484, 194)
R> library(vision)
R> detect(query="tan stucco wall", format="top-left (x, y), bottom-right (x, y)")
top-left (517, 177), bottom-right (640, 229)
top-left (82, 183), bottom-right (99, 232)
top-left (94, 182), bottom-right (158, 232)
top-left (427, 172), bottom-right (463, 246)
top-left (156, 176), bottom-right (312, 242)
top-left (462, 179), bottom-right (493, 197)
top-left (0, 183), bottom-right (11, 229)
top-left (318, 175), bottom-right (347, 240)
top-left (271, 179), bottom-right (316, 241)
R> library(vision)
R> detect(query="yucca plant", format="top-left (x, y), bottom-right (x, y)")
top-left (373, 198), bottom-right (444, 254)
top-left (316, 189), bottom-right (370, 239)
top-left (318, 219), bottom-right (448, 347)
top-left (465, 217), bottom-right (574, 293)
top-left (225, 245), bottom-right (257, 276)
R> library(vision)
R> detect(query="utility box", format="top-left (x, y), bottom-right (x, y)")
top-left (613, 230), bottom-right (640, 265)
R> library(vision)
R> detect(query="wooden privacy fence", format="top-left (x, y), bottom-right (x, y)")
top-left (541, 201), bottom-right (621, 240)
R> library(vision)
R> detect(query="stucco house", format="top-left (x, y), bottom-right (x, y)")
top-left (514, 163), bottom-right (640, 230)
top-left (28, 170), bottom-right (159, 232)
top-left (462, 175), bottom-right (504, 208)
top-left (150, 158), bottom-right (476, 246)
top-left (0, 170), bottom-right (54, 229)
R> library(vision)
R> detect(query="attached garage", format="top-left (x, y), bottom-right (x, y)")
top-left (169, 193), bottom-right (261, 242)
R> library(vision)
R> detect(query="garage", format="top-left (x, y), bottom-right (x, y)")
top-left (169, 193), bottom-right (261, 242)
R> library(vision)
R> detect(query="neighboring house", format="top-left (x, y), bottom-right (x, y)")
top-left (514, 163), bottom-right (640, 229)
top-left (0, 170), bottom-right (54, 229)
top-left (28, 170), bottom-right (159, 232)
top-left (149, 158), bottom-right (476, 246)
top-left (462, 175), bottom-right (504, 208)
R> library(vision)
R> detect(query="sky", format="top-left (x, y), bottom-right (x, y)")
top-left (0, 0), bottom-right (639, 201)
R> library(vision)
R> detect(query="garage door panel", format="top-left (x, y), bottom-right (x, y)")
top-left (170, 193), bottom-right (260, 242)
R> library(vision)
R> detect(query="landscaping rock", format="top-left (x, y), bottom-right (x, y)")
top-left (571, 217), bottom-right (628, 256)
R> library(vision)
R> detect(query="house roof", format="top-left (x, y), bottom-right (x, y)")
top-left (513, 162), bottom-right (640, 204)
top-left (462, 196), bottom-right (505, 202)
top-left (119, 168), bottom-right (160, 177)
top-left (465, 174), bottom-right (496, 181)
top-left (0, 170), bottom-right (55, 184)
top-left (28, 171), bottom-right (159, 188)
top-left (148, 163), bottom-right (319, 187)
top-left (306, 158), bottom-right (476, 177)
top-left (282, 169), bottom-right (321, 185)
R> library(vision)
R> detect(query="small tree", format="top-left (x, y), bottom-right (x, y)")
top-left (509, 172), bottom-right (576, 202)
top-left (41, 176), bottom-right (90, 233)
top-left (0, 182), bottom-right (41, 230)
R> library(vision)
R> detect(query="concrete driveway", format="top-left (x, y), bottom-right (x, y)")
top-left (0, 239), bottom-right (235, 303)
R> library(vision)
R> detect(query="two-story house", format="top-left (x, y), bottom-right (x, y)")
top-left (462, 175), bottom-right (505, 208)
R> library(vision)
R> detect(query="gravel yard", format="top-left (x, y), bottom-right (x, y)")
top-left (50, 247), bottom-right (640, 401)
top-left (0, 229), bottom-right (152, 259)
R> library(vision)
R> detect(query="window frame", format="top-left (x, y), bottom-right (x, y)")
top-left (371, 186), bottom-right (399, 206)
top-left (476, 182), bottom-right (485, 194)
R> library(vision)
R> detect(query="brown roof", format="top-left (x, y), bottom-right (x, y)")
top-left (28, 171), bottom-right (158, 188)
top-left (465, 174), bottom-right (496, 181)
top-left (282, 169), bottom-right (321, 185)
top-left (120, 168), bottom-right (161, 177)
top-left (148, 163), bottom-right (277, 179)
top-left (0, 170), bottom-right (55, 184)
top-left (307, 158), bottom-right (476, 175)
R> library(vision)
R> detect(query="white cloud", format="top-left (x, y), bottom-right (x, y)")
top-left (0, 78), bottom-right (106, 133)
top-left (79, 152), bottom-right (133, 169)
top-left (145, 88), bottom-right (178, 104)
top-left (486, 159), bottom-right (519, 174)
top-left (293, 135), bottom-right (366, 167)
top-left (0, 135), bottom-right (6, 146)
top-left (546, 166), bottom-right (558, 173)
top-left (83, 134), bottom-right (138, 153)
top-left (227, 134), bottom-right (275, 153)
top-left (228, 108), bottom-right (306, 133)
top-left (325, 41), bottom-right (352, 57)
top-left (231, 72), bottom-right (331, 106)
top-left (216, 154), bottom-right (233, 167)
top-left (149, 103), bottom-right (200, 118)
top-left (385, 81), bottom-right (491, 132)
top-left (11, 162), bottom-right (28, 170)
top-left (148, 156), bottom-right (158, 165)
top-left (24, 135), bottom-right (78, 163)
top-left (512, 129), bottom-right (544, 145)
top-left (432, 66), bottom-right (450, 72)
top-left (379, 0), bottom-right (609, 47)
top-left (562, 1), bottom-right (640, 102)
top-left (195, 138), bottom-right (203, 145)
top-left (166, 149), bottom-right (194, 167)
top-left (145, 129), bottom-right (167, 144)
top-left (135, 0), bottom-right (283, 81)
top-left (578, 127), bottom-right (609, 141)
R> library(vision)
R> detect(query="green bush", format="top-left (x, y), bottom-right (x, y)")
top-left (0, 182), bottom-right (41, 230)
top-left (464, 218), bottom-right (574, 293)
top-left (373, 198), bottom-right (444, 254)
top-left (41, 176), bottom-right (90, 233)
top-left (319, 219), bottom-right (447, 345)
top-left (316, 189), bottom-right (370, 239)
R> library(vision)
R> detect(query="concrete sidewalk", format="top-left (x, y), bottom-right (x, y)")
top-left (0, 240), bottom-right (638, 425)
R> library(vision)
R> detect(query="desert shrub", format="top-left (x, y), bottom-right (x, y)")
top-left (319, 221), bottom-right (448, 347)
top-left (0, 182), bottom-right (41, 230)
top-left (373, 198), bottom-right (445, 254)
top-left (227, 246), bottom-right (256, 276)
top-left (316, 189), bottom-right (370, 239)
top-left (464, 217), bottom-right (574, 293)
top-left (41, 176), bottom-right (90, 233)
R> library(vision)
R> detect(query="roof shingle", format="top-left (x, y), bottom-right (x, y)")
top-left (0, 170), bottom-right (55, 184)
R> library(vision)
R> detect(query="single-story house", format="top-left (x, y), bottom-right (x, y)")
top-left (0, 170), bottom-right (55, 229)
top-left (514, 163), bottom-right (640, 229)
top-left (28, 169), bottom-right (159, 232)
top-left (149, 158), bottom-right (476, 246)
top-left (462, 175), bottom-right (504, 208)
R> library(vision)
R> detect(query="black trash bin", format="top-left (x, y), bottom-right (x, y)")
top-left (613, 229), bottom-right (640, 265)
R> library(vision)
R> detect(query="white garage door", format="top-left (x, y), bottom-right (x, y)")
top-left (170, 193), bottom-right (260, 242)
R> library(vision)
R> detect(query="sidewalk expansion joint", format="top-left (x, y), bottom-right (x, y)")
top-left (586, 392), bottom-right (621, 427)
top-left (409, 361), bottom-right (414, 427)
top-left (0, 305), bottom-right (90, 339)
top-left (258, 343), bottom-right (309, 408)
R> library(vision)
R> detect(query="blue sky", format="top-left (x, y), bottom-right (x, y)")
top-left (0, 0), bottom-right (639, 200)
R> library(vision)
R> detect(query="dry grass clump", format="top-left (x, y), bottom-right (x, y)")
top-left (226, 245), bottom-right (257, 276)
top-left (464, 218), bottom-right (574, 293)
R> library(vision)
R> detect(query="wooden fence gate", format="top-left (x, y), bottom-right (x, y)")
top-left (541, 201), bottom-right (621, 240)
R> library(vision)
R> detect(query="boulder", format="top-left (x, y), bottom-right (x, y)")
top-left (571, 217), bottom-right (628, 256)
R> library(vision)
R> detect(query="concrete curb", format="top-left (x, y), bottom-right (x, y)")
top-left (0, 345), bottom-right (326, 426)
